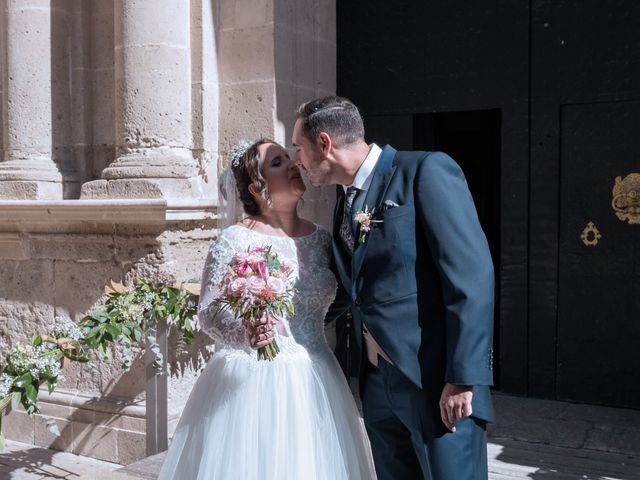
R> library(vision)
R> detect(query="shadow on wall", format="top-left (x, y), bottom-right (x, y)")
top-left (49, 0), bottom-right (117, 199)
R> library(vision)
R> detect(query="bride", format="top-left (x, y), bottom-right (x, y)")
top-left (157, 139), bottom-right (374, 479)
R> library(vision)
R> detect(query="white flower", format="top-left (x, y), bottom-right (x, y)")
top-left (51, 316), bottom-right (84, 341)
top-left (6, 344), bottom-right (62, 382)
top-left (142, 292), bottom-right (155, 310)
top-left (0, 373), bottom-right (14, 399)
top-left (7, 345), bottom-right (32, 372)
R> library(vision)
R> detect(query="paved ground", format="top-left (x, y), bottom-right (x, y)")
top-left (2, 393), bottom-right (639, 479)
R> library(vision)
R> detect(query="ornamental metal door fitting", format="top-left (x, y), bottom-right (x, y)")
top-left (612, 173), bottom-right (640, 224)
top-left (581, 222), bottom-right (601, 246)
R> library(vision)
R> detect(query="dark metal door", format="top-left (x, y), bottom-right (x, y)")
top-left (557, 101), bottom-right (640, 408)
top-left (337, 0), bottom-right (640, 405)
top-left (530, 0), bottom-right (640, 405)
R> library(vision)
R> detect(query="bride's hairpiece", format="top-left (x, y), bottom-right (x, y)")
top-left (230, 139), bottom-right (254, 168)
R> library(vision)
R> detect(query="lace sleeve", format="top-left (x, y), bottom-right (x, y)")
top-left (197, 233), bottom-right (248, 348)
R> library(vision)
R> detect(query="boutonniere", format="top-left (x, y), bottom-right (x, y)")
top-left (354, 206), bottom-right (383, 244)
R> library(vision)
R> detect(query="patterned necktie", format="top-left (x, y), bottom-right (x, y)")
top-left (339, 186), bottom-right (358, 254)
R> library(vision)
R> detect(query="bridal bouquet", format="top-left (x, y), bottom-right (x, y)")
top-left (210, 246), bottom-right (295, 361)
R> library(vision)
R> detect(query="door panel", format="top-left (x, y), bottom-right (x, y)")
top-left (557, 100), bottom-right (640, 407)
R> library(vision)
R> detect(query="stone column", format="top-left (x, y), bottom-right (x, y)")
top-left (0, 3), bottom-right (4, 166)
top-left (82, 0), bottom-right (202, 201)
top-left (88, 0), bottom-right (115, 180)
top-left (0, 0), bottom-right (63, 200)
top-left (51, 0), bottom-right (80, 198)
top-left (191, 0), bottom-right (219, 203)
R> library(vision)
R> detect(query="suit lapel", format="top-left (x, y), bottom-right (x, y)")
top-left (352, 145), bottom-right (398, 279)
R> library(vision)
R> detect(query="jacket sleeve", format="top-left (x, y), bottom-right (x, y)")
top-left (197, 235), bottom-right (248, 347)
top-left (415, 152), bottom-right (495, 386)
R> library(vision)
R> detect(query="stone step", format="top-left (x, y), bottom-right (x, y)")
top-left (3, 437), bottom-right (639, 480)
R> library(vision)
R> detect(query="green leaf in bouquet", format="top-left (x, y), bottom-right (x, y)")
top-left (146, 336), bottom-right (164, 371)
top-left (133, 327), bottom-right (143, 343)
top-left (266, 255), bottom-right (280, 272)
top-left (162, 287), bottom-right (175, 298)
top-left (14, 372), bottom-right (33, 388)
top-left (24, 383), bottom-right (38, 409)
top-left (32, 335), bottom-right (43, 348)
top-left (104, 324), bottom-right (121, 341)
top-left (80, 330), bottom-right (98, 348)
top-left (25, 383), bottom-right (37, 400)
top-left (63, 351), bottom-right (90, 363)
top-left (96, 343), bottom-right (111, 359)
top-left (285, 302), bottom-right (295, 317)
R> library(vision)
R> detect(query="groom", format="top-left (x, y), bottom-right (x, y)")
top-left (291, 96), bottom-right (495, 479)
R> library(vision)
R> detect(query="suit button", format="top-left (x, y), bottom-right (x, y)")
top-left (355, 296), bottom-right (362, 306)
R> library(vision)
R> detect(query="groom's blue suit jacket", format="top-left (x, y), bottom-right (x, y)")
top-left (329, 145), bottom-right (495, 424)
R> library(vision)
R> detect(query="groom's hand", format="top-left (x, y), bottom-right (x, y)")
top-left (245, 316), bottom-right (276, 349)
top-left (439, 383), bottom-right (473, 433)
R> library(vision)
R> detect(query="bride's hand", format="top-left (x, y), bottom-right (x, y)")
top-left (244, 316), bottom-right (276, 348)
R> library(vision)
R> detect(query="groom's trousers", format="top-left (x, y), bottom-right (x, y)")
top-left (362, 359), bottom-right (488, 480)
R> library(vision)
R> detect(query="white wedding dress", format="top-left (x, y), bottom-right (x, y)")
top-left (157, 224), bottom-right (374, 480)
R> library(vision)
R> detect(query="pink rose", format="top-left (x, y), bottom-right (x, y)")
top-left (248, 276), bottom-right (266, 296)
top-left (266, 276), bottom-right (286, 296)
top-left (234, 261), bottom-right (251, 277)
top-left (354, 212), bottom-right (372, 232)
top-left (228, 277), bottom-right (248, 297)
top-left (254, 259), bottom-right (268, 279)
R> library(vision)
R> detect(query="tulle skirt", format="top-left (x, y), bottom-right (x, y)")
top-left (157, 343), bottom-right (374, 480)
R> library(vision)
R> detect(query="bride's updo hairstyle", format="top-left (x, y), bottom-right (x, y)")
top-left (230, 138), bottom-right (274, 216)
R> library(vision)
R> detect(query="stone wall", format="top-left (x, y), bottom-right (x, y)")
top-left (0, 206), bottom-right (218, 464)
top-left (0, 0), bottom-right (336, 464)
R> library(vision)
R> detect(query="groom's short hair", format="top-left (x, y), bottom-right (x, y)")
top-left (296, 96), bottom-right (365, 147)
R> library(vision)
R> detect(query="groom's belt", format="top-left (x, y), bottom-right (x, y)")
top-left (362, 323), bottom-right (393, 367)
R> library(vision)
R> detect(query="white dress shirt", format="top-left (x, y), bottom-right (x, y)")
top-left (343, 143), bottom-right (382, 214)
